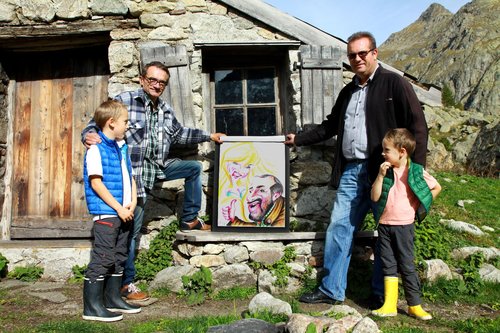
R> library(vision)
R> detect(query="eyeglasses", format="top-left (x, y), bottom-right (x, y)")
top-left (144, 77), bottom-right (168, 87)
top-left (347, 48), bottom-right (375, 60)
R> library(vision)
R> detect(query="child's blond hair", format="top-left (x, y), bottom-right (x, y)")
top-left (93, 100), bottom-right (127, 130)
top-left (383, 128), bottom-right (416, 156)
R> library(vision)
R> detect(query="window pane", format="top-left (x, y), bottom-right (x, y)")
top-left (216, 108), bottom-right (244, 136)
top-left (247, 68), bottom-right (275, 103)
top-left (215, 70), bottom-right (243, 104)
top-left (248, 107), bottom-right (276, 136)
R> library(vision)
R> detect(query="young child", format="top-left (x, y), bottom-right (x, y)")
top-left (371, 128), bottom-right (441, 321)
top-left (82, 100), bottom-right (141, 322)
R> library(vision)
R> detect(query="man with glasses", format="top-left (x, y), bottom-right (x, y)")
top-left (82, 61), bottom-right (225, 301)
top-left (285, 31), bottom-right (428, 307)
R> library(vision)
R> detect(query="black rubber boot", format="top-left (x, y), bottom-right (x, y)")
top-left (104, 273), bottom-right (141, 314)
top-left (82, 277), bottom-right (123, 322)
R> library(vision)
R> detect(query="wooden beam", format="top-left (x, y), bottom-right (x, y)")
top-left (10, 218), bottom-right (93, 239)
top-left (176, 230), bottom-right (377, 242)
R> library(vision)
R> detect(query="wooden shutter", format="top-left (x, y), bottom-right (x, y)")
top-left (299, 45), bottom-right (342, 127)
top-left (139, 44), bottom-right (195, 128)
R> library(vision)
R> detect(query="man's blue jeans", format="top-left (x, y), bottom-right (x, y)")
top-left (318, 161), bottom-right (383, 301)
top-left (122, 159), bottom-right (203, 286)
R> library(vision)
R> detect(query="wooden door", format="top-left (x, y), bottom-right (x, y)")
top-left (2, 46), bottom-right (109, 238)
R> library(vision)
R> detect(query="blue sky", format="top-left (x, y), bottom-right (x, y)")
top-left (263, 0), bottom-right (471, 44)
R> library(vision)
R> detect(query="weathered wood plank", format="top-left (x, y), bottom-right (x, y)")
top-left (10, 218), bottom-right (93, 239)
top-left (71, 57), bottom-right (106, 219)
top-left (50, 77), bottom-right (73, 217)
top-left (176, 230), bottom-right (377, 242)
top-left (299, 45), bottom-right (313, 125)
top-left (0, 19), bottom-right (138, 39)
top-left (311, 46), bottom-right (324, 124)
top-left (301, 59), bottom-right (341, 69)
top-left (28, 78), bottom-right (53, 216)
top-left (0, 239), bottom-right (92, 248)
top-left (12, 79), bottom-right (32, 217)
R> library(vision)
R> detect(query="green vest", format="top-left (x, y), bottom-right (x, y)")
top-left (374, 160), bottom-right (433, 223)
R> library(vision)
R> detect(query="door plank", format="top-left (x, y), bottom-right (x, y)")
top-left (28, 78), bottom-right (53, 216)
top-left (49, 77), bottom-right (73, 217)
top-left (12, 80), bottom-right (32, 217)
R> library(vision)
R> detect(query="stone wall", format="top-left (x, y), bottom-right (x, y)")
top-left (0, 0), bottom-right (341, 229)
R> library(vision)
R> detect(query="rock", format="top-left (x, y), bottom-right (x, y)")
top-left (451, 247), bottom-right (500, 261)
top-left (351, 316), bottom-right (380, 333)
top-left (439, 219), bottom-right (485, 236)
top-left (150, 265), bottom-right (198, 293)
top-left (248, 292), bottom-right (292, 316)
top-left (207, 318), bottom-right (282, 333)
top-left (286, 313), bottom-right (338, 333)
top-left (457, 200), bottom-right (475, 208)
top-left (478, 264), bottom-right (500, 283)
top-left (211, 263), bottom-right (256, 292)
top-left (424, 259), bottom-right (453, 282)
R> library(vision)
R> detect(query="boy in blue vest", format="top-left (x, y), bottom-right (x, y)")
top-left (371, 128), bottom-right (441, 320)
top-left (82, 100), bottom-right (141, 322)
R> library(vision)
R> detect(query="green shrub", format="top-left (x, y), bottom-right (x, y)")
top-left (0, 252), bottom-right (8, 278)
top-left (250, 246), bottom-right (296, 288)
top-left (68, 264), bottom-right (87, 283)
top-left (8, 264), bottom-right (44, 282)
top-left (135, 220), bottom-right (179, 281)
top-left (181, 265), bottom-right (212, 305)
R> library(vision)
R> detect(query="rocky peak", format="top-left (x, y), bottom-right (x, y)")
top-left (418, 3), bottom-right (451, 22)
top-left (379, 0), bottom-right (499, 115)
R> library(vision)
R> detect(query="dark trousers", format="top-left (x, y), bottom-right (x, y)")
top-left (86, 217), bottom-right (130, 282)
top-left (377, 223), bottom-right (421, 306)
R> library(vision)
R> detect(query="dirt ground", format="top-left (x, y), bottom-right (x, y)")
top-left (0, 279), bottom-right (498, 332)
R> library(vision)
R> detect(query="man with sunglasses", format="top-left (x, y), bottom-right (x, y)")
top-left (82, 61), bottom-right (225, 301)
top-left (285, 31), bottom-right (427, 307)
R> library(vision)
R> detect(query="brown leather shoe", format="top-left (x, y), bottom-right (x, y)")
top-left (180, 217), bottom-right (211, 231)
top-left (120, 283), bottom-right (150, 301)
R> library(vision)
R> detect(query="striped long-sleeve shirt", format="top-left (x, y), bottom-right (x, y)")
top-left (82, 88), bottom-right (210, 197)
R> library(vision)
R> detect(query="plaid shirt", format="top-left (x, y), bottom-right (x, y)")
top-left (82, 88), bottom-right (210, 197)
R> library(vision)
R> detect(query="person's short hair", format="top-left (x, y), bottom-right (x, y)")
top-left (347, 31), bottom-right (377, 50)
top-left (383, 128), bottom-right (416, 156)
top-left (141, 61), bottom-right (170, 78)
top-left (93, 100), bottom-right (127, 130)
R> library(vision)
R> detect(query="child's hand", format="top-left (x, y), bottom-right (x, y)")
top-left (124, 202), bottom-right (137, 215)
top-left (378, 161), bottom-right (392, 177)
top-left (117, 206), bottom-right (134, 223)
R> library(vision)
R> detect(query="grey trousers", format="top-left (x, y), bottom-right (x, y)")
top-left (86, 216), bottom-right (129, 282)
top-left (377, 223), bottom-right (422, 306)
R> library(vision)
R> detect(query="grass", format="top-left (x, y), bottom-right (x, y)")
top-left (1, 172), bottom-right (499, 333)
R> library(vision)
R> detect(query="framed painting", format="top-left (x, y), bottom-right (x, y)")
top-left (212, 136), bottom-right (289, 232)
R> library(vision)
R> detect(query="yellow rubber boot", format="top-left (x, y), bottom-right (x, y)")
top-left (372, 276), bottom-right (398, 317)
top-left (408, 305), bottom-right (432, 320)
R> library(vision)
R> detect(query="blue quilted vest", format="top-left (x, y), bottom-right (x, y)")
top-left (83, 131), bottom-right (132, 215)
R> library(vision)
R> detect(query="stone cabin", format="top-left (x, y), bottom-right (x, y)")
top-left (0, 0), bottom-right (440, 280)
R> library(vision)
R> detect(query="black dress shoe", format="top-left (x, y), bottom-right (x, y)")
top-left (299, 289), bottom-right (342, 305)
top-left (367, 294), bottom-right (385, 310)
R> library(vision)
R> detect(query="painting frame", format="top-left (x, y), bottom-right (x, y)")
top-left (212, 136), bottom-right (289, 232)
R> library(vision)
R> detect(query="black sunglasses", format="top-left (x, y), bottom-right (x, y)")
top-left (347, 48), bottom-right (375, 60)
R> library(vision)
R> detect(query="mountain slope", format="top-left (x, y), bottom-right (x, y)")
top-left (379, 0), bottom-right (499, 115)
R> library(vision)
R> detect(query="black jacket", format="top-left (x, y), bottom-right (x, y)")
top-left (295, 65), bottom-right (428, 188)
